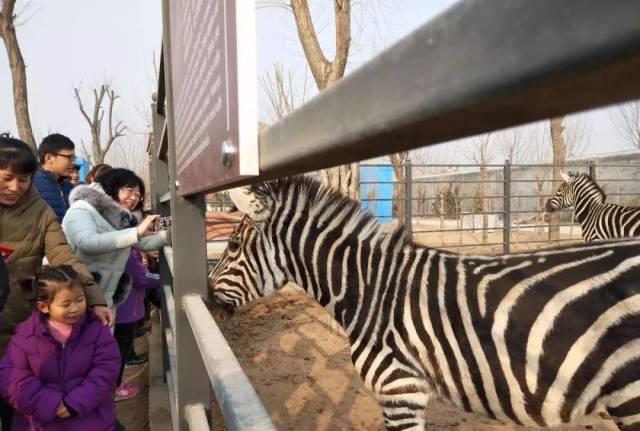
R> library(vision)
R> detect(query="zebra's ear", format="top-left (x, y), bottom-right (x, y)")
top-left (228, 186), bottom-right (267, 220)
top-left (560, 172), bottom-right (571, 182)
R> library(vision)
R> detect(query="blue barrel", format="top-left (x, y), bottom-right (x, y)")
top-left (360, 165), bottom-right (393, 223)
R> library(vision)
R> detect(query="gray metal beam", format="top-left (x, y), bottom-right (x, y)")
top-left (156, 47), bottom-right (166, 116)
top-left (151, 107), bottom-right (170, 213)
top-left (156, 122), bottom-right (168, 162)
top-left (160, 192), bottom-right (171, 204)
top-left (161, 1), bottom-right (210, 429)
top-left (210, 0), bottom-right (640, 191)
top-left (165, 370), bottom-right (178, 431)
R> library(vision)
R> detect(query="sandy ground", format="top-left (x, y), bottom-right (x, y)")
top-left (212, 288), bottom-right (619, 431)
top-left (413, 226), bottom-right (582, 255)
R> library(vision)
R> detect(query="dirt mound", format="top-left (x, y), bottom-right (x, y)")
top-left (214, 288), bottom-right (616, 430)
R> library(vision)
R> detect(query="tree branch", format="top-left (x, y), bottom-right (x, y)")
top-left (1, 0), bottom-right (17, 26)
top-left (103, 89), bottom-right (126, 156)
top-left (1, 0), bottom-right (36, 149)
top-left (92, 86), bottom-right (107, 129)
top-left (291, 0), bottom-right (330, 89)
top-left (330, 0), bottom-right (351, 85)
top-left (74, 84), bottom-right (125, 164)
top-left (612, 100), bottom-right (640, 149)
top-left (73, 88), bottom-right (94, 127)
top-left (79, 138), bottom-right (93, 166)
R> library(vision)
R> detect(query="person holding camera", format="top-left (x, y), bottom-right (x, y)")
top-left (61, 168), bottom-right (168, 400)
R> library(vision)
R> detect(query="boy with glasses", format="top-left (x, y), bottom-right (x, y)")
top-left (33, 134), bottom-right (77, 222)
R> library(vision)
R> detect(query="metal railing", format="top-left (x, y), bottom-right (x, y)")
top-left (149, 0), bottom-right (640, 429)
top-left (360, 160), bottom-right (640, 254)
top-left (160, 243), bottom-right (274, 430)
top-left (150, 101), bottom-right (276, 431)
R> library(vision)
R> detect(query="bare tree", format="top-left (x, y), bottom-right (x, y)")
top-left (410, 146), bottom-right (433, 166)
top-left (107, 134), bottom-right (150, 202)
top-left (470, 133), bottom-right (494, 244)
top-left (612, 99), bottom-right (640, 149)
top-left (0, 0), bottom-right (36, 151)
top-left (564, 114), bottom-right (590, 158)
top-left (73, 84), bottom-right (127, 165)
top-left (259, 1), bottom-right (405, 198)
top-left (131, 50), bottom-right (160, 132)
top-left (259, 63), bottom-right (308, 123)
top-left (548, 116), bottom-right (566, 241)
top-left (388, 150), bottom-right (409, 219)
top-left (410, 143), bottom-right (461, 176)
top-left (498, 126), bottom-right (531, 164)
top-left (285, 0), bottom-right (358, 198)
top-left (106, 134), bottom-right (149, 176)
top-left (527, 125), bottom-right (551, 238)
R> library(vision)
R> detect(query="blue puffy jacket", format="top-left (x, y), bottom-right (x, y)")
top-left (32, 169), bottom-right (73, 223)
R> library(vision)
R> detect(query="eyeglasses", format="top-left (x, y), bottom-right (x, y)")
top-left (55, 153), bottom-right (77, 162)
top-left (121, 187), bottom-right (142, 200)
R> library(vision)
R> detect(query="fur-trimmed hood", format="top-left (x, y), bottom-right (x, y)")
top-left (69, 183), bottom-right (138, 230)
top-left (63, 184), bottom-right (167, 309)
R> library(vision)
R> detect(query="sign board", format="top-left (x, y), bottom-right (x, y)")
top-left (168, 0), bottom-right (258, 195)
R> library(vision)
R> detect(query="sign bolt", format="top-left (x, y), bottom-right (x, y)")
top-left (221, 140), bottom-right (235, 167)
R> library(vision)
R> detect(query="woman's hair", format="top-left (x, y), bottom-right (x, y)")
top-left (0, 134), bottom-right (38, 175)
top-left (97, 168), bottom-right (146, 210)
top-left (26, 265), bottom-right (84, 305)
top-left (85, 163), bottom-right (112, 184)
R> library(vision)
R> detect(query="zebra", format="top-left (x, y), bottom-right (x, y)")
top-left (546, 172), bottom-right (640, 241)
top-left (209, 176), bottom-right (640, 431)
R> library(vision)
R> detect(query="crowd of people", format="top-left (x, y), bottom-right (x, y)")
top-left (0, 133), bottom-right (180, 430)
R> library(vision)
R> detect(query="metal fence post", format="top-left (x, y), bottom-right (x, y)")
top-left (503, 159), bottom-right (511, 254)
top-left (588, 159), bottom-right (596, 179)
top-left (405, 160), bottom-right (413, 240)
top-left (150, 100), bottom-right (172, 387)
top-left (162, 1), bottom-right (210, 428)
top-left (151, 102), bottom-right (170, 217)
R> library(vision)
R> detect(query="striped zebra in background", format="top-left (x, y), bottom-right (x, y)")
top-left (209, 176), bottom-right (640, 431)
top-left (546, 172), bottom-right (640, 241)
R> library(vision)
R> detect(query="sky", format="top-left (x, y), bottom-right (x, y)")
top-left (0, 0), bottom-right (635, 165)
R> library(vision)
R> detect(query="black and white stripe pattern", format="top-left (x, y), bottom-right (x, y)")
top-left (546, 172), bottom-right (640, 241)
top-left (210, 176), bottom-right (640, 431)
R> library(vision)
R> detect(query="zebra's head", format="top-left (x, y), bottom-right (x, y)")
top-left (207, 183), bottom-right (286, 317)
top-left (545, 172), bottom-right (578, 212)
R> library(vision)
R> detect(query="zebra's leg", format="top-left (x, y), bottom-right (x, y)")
top-left (607, 397), bottom-right (640, 431)
top-left (374, 379), bottom-right (431, 431)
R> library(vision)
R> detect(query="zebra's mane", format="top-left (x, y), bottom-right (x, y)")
top-left (251, 176), bottom-right (412, 250)
top-left (574, 173), bottom-right (607, 200)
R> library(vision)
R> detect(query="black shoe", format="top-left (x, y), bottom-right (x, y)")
top-left (125, 353), bottom-right (148, 366)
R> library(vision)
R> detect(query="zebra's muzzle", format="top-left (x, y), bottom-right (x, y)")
top-left (545, 199), bottom-right (558, 212)
top-left (212, 296), bottom-right (236, 320)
